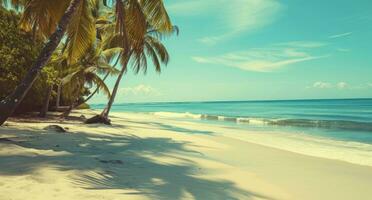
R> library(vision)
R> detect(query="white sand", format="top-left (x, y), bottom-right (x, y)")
top-left (1, 110), bottom-right (372, 200)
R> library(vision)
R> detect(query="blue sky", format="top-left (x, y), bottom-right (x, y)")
top-left (91, 0), bottom-right (372, 104)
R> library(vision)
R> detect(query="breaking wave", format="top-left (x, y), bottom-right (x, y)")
top-left (152, 111), bottom-right (372, 131)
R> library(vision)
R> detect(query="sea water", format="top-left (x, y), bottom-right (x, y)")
top-left (92, 99), bottom-right (372, 166)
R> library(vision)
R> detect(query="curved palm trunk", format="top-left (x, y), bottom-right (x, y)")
top-left (101, 57), bottom-right (129, 119)
top-left (61, 72), bottom-right (110, 118)
top-left (86, 0), bottom-right (130, 125)
top-left (85, 60), bottom-right (128, 125)
top-left (101, 0), bottom-right (130, 120)
top-left (56, 83), bottom-right (62, 108)
top-left (0, 0), bottom-right (83, 126)
top-left (77, 72), bottom-right (111, 106)
top-left (39, 85), bottom-right (53, 118)
top-left (70, 49), bottom-right (122, 114)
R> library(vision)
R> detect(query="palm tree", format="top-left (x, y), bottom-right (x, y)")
top-left (59, 44), bottom-right (121, 117)
top-left (0, 0), bottom-right (87, 125)
top-left (0, 0), bottom-right (173, 125)
top-left (85, 0), bottom-right (175, 124)
top-left (86, 25), bottom-right (177, 124)
top-left (70, 46), bottom-right (123, 110)
top-left (38, 84), bottom-right (53, 117)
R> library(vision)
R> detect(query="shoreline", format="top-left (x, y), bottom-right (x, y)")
top-left (1, 110), bottom-right (372, 199)
top-left (110, 111), bottom-right (372, 167)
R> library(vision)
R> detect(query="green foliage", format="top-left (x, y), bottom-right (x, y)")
top-left (0, 7), bottom-right (57, 113)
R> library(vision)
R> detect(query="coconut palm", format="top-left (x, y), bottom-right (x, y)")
top-left (0, 0), bottom-right (173, 125)
top-left (0, 0), bottom-right (85, 125)
top-left (92, 0), bottom-right (173, 124)
top-left (72, 46), bottom-right (123, 110)
top-left (86, 24), bottom-right (178, 124)
top-left (58, 44), bottom-right (121, 117)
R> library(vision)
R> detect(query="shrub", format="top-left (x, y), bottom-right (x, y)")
top-left (0, 7), bottom-right (57, 113)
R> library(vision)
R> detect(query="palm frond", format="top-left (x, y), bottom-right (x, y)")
top-left (92, 74), bottom-right (111, 98)
top-left (97, 61), bottom-right (120, 75)
top-left (145, 35), bottom-right (169, 64)
top-left (102, 47), bottom-right (123, 61)
top-left (145, 42), bottom-right (161, 73)
top-left (139, 0), bottom-right (173, 33)
top-left (148, 25), bottom-right (179, 40)
top-left (125, 0), bottom-right (146, 50)
top-left (66, 0), bottom-right (96, 64)
top-left (61, 70), bottom-right (81, 85)
top-left (20, 0), bottom-right (70, 38)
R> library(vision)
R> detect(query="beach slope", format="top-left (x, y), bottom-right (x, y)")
top-left (1, 111), bottom-right (372, 200)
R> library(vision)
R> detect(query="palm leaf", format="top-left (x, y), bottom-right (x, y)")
top-left (139, 0), bottom-right (173, 32)
top-left (145, 42), bottom-right (161, 73)
top-left (20, 0), bottom-right (70, 38)
top-left (65, 0), bottom-right (96, 64)
top-left (61, 70), bottom-right (81, 85)
top-left (145, 35), bottom-right (169, 64)
top-left (92, 74), bottom-right (111, 98)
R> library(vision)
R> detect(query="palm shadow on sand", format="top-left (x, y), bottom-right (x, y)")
top-left (0, 124), bottom-right (274, 200)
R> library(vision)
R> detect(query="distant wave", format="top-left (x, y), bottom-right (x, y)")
top-left (152, 111), bottom-right (372, 131)
top-left (152, 112), bottom-right (202, 119)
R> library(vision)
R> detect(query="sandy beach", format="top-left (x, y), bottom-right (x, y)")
top-left (1, 0), bottom-right (371, 199)
top-left (1, 110), bottom-right (372, 200)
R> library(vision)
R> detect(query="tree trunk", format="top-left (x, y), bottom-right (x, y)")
top-left (85, 0), bottom-right (130, 125)
top-left (61, 104), bottom-right (74, 118)
top-left (101, 0), bottom-right (130, 119)
top-left (101, 58), bottom-right (128, 119)
top-left (74, 72), bottom-right (110, 109)
top-left (85, 63), bottom-right (128, 125)
top-left (0, 0), bottom-right (83, 126)
top-left (56, 83), bottom-right (62, 108)
top-left (64, 53), bottom-right (119, 118)
top-left (39, 85), bottom-right (53, 118)
top-left (61, 90), bottom-right (80, 118)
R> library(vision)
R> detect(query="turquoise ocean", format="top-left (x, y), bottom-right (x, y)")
top-left (92, 98), bottom-right (372, 166)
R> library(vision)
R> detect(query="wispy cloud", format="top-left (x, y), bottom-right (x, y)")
top-left (311, 81), bottom-right (333, 89)
top-left (192, 41), bottom-right (328, 72)
top-left (336, 82), bottom-right (349, 89)
top-left (307, 81), bottom-right (333, 89)
top-left (120, 85), bottom-right (161, 96)
top-left (308, 81), bottom-right (354, 90)
top-left (198, 36), bottom-right (223, 45)
top-left (168, 0), bottom-right (282, 44)
top-left (329, 32), bottom-right (353, 39)
top-left (275, 41), bottom-right (327, 48)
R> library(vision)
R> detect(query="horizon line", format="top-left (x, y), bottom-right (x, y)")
top-left (90, 97), bottom-right (372, 105)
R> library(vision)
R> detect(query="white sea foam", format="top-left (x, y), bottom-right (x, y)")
top-left (217, 116), bottom-right (225, 120)
top-left (227, 130), bottom-right (372, 167)
top-left (236, 118), bottom-right (250, 123)
top-left (248, 119), bottom-right (262, 125)
top-left (148, 111), bottom-right (372, 131)
top-left (152, 112), bottom-right (202, 119)
top-left (116, 111), bottom-right (372, 167)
